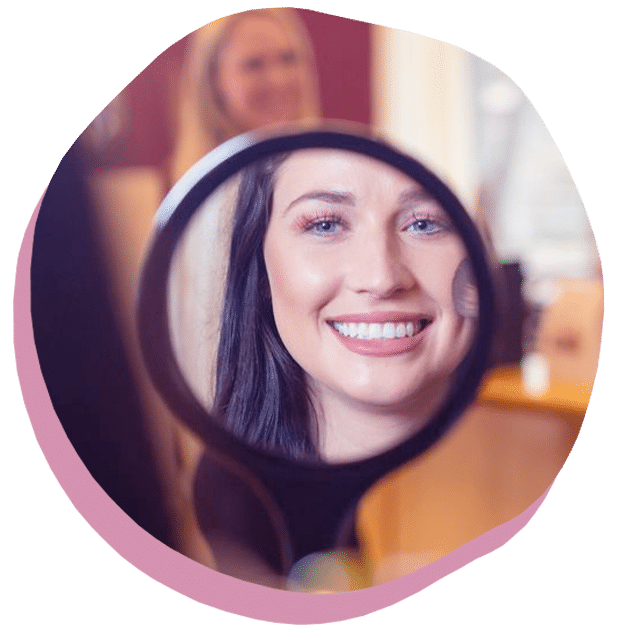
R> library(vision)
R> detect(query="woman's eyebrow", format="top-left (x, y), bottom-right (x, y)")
top-left (283, 191), bottom-right (355, 215)
top-left (397, 187), bottom-right (434, 206)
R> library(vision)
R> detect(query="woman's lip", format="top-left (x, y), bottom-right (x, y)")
top-left (327, 319), bottom-right (432, 357)
top-left (326, 311), bottom-right (432, 324)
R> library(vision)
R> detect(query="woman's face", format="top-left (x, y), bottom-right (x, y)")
top-left (215, 15), bottom-right (303, 132)
top-left (263, 150), bottom-right (477, 426)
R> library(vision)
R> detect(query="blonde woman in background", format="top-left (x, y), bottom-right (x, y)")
top-left (166, 8), bottom-right (321, 571)
top-left (171, 8), bottom-right (321, 183)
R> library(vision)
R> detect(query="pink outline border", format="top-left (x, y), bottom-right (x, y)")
top-left (14, 196), bottom-right (550, 624)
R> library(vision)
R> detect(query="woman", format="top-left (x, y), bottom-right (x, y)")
top-left (211, 147), bottom-right (479, 463)
top-left (171, 8), bottom-right (320, 183)
top-left (169, 7), bottom-right (320, 414)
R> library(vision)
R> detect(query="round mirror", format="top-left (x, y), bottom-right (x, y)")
top-left (139, 124), bottom-right (494, 469)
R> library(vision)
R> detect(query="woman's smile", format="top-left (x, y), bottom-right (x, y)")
top-left (326, 311), bottom-right (433, 356)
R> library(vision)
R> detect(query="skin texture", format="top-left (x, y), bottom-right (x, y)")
top-left (215, 16), bottom-right (303, 133)
top-left (263, 150), bottom-right (477, 462)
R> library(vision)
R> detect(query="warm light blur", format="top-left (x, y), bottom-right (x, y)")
top-left (371, 551), bottom-right (447, 585)
top-left (286, 550), bottom-right (366, 592)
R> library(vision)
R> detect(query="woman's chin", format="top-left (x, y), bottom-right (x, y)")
top-left (322, 380), bottom-right (449, 418)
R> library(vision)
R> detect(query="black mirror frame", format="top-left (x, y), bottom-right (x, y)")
top-left (137, 124), bottom-right (496, 482)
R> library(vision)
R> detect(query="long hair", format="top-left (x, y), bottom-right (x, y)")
top-left (171, 9), bottom-right (321, 184)
top-left (212, 155), bottom-right (318, 460)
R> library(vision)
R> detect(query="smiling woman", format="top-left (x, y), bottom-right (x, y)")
top-left (171, 140), bottom-right (482, 465)
top-left (259, 150), bottom-right (477, 461)
top-left (171, 8), bottom-right (320, 183)
top-left (214, 15), bottom-right (303, 132)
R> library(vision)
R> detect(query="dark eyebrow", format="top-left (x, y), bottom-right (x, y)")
top-left (397, 187), bottom-right (434, 206)
top-left (283, 191), bottom-right (355, 215)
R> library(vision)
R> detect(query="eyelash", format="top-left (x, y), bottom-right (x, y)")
top-left (298, 211), bottom-right (346, 237)
top-left (403, 212), bottom-right (451, 236)
top-left (297, 209), bottom-right (451, 239)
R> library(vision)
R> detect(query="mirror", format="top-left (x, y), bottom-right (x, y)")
top-left (137, 124), bottom-right (495, 581)
top-left (140, 125), bottom-right (493, 468)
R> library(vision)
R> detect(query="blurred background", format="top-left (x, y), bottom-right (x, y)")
top-left (31, 8), bottom-right (601, 591)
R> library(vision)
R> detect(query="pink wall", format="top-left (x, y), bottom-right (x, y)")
top-left (90, 11), bottom-right (372, 169)
top-left (298, 10), bottom-right (372, 125)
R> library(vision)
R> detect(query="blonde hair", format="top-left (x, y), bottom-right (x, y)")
top-left (171, 8), bottom-right (321, 183)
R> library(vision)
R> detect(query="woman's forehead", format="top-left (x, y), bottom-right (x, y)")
top-left (273, 148), bottom-right (426, 198)
top-left (224, 15), bottom-right (293, 55)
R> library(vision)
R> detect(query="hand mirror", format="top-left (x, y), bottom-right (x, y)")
top-left (138, 123), bottom-right (496, 583)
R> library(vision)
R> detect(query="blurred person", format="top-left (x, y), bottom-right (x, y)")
top-left (74, 10), bottom-right (321, 567)
top-left (31, 141), bottom-right (175, 552)
top-left (171, 8), bottom-right (321, 183)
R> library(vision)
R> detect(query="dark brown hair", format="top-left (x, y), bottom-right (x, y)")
top-left (212, 154), bottom-right (318, 460)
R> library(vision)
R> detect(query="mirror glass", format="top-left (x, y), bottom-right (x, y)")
top-left (166, 143), bottom-right (481, 464)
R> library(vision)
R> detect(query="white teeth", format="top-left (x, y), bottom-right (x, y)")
top-left (333, 320), bottom-right (429, 339)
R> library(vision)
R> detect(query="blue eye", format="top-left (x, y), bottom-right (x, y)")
top-left (407, 218), bottom-right (443, 235)
top-left (310, 219), bottom-right (340, 236)
top-left (298, 211), bottom-right (346, 238)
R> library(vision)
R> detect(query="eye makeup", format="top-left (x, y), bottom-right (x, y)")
top-left (400, 210), bottom-right (454, 237)
top-left (291, 204), bottom-right (453, 240)
top-left (294, 209), bottom-right (348, 237)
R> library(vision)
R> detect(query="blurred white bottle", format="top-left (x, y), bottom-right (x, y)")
top-left (521, 351), bottom-right (550, 396)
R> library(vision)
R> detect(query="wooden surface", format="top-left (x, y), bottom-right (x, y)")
top-left (477, 365), bottom-right (591, 429)
top-left (357, 390), bottom-right (584, 586)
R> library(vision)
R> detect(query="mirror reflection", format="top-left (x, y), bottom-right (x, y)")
top-left (169, 147), bottom-right (478, 462)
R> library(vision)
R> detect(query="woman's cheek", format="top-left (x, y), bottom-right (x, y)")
top-left (267, 246), bottom-right (331, 313)
top-left (411, 253), bottom-right (460, 308)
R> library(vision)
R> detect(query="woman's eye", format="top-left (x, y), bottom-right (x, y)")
top-left (242, 57), bottom-right (265, 72)
top-left (306, 219), bottom-right (341, 236)
top-left (280, 50), bottom-right (298, 65)
top-left (406, 218), bottom-right (444, 235)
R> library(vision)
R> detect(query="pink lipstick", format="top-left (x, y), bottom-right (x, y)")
top-left (327, 311), bottom-right (433, 357)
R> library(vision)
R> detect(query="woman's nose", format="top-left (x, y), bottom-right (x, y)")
top-left (267, 60), bottom-right (296, 86)
top-left (346, 232), bottom-right (416, 299)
